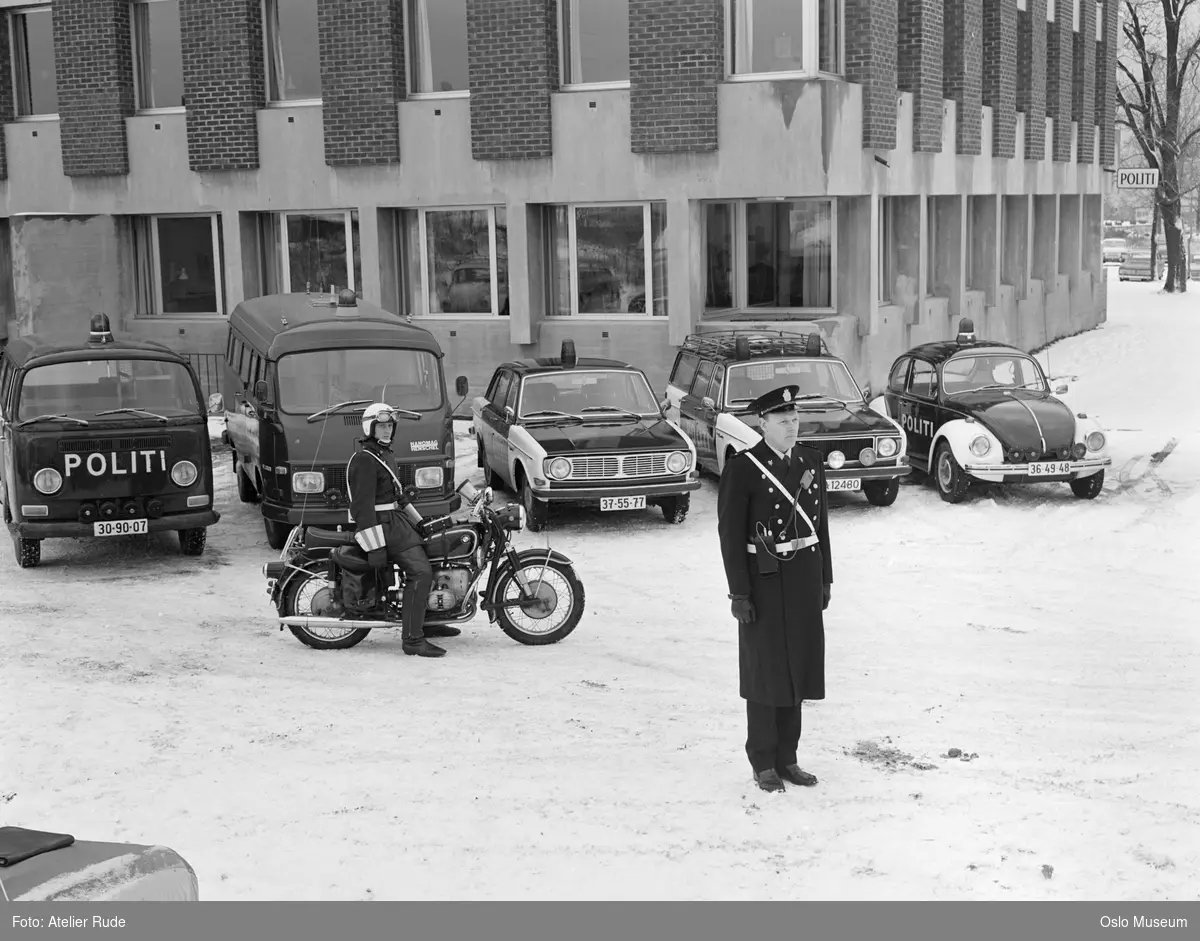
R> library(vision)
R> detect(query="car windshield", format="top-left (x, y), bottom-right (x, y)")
top-left (1103, 239), bottom-right (1126, 249)
top-left (17, 358), bottom-right (201, 421)
top-left (725, 359), bottom-right (862, 406)
top-left (276, 348), bottom-right (443, 415)
top-left (941, 353), bottom-right (1047, 395)
top-left (518, 370), bottom-right (659, 417)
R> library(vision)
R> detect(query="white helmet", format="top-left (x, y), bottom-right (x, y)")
top-left (361, 402), bottom-right (396, 441)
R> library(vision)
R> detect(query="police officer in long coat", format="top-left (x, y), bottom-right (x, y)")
top-left (347, 402), bottom-right (459, 658)
top-left (717, 385), bottom-right (833, 792)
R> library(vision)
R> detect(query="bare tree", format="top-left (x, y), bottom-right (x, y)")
top-left (1116, 0), bottom-right (1200, 291)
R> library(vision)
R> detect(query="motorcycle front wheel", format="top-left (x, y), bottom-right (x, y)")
top-left (494, 558), bottom-right (585, 646)
top-left (281, 573), bottom-right (371, 650)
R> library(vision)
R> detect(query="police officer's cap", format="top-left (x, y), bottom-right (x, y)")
top-left (749, 385), bottom-right (800, 417)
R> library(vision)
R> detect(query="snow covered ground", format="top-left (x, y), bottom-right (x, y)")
top-left (1, 278), bottom-right (1196, 901)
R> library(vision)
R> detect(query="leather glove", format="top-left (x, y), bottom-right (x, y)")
top-left (822, 584), bottom-right (831, 611)
top-left (367, 548), bottom-right (388, 571)
top-left (730, 596), bottom-right (756, 624)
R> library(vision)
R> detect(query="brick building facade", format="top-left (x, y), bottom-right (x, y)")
top-left (1, 0), bottom-right (1116, 395)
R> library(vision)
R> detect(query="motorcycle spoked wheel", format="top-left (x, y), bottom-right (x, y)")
top-left (494, 558), bottom-right (585, 646)
top-left (282, 573), bottom-right (372, 650)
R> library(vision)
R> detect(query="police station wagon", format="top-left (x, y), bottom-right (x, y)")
top-left (470, 341), bottom-right (700, 530)
top-left (0, 315), bottom-right (220, 568)
top-left (663, 331), bottom-right (911, 507)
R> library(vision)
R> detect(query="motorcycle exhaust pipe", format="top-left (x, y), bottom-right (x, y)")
top-left (278, 616), bottom-right (401, 630)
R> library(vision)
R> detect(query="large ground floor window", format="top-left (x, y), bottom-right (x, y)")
top-left (543, 203), bottom-right (667, 316)
top-left (392, 206), bottom-right (509, 316)
top-left (703, 198), bottom-right (834, 314)
top-left (131, 214), bottom-right (225, 316)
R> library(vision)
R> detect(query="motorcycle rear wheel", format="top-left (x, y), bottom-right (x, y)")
top-left (282, 573), bottom-right (371, 650)
top-left (495, 558), bottom-right (585, 646)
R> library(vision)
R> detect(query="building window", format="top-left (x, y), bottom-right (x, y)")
top-left (9, 5), bottom-right (57, 116)
top-left (727, 0), bottom-right (844, 80)
top-left (544, 203), bottom-right (667, 317)
top-left (263, 0), bottom-right (321, 103)
top-left (559, 0), bottom-right (630, 87)
top-left (393, 208), bottom-right (508, 316)
top-left (280, 211), bottom-right (362, 294)
top-left (405, 0), bottom-right (468, 95)
top-left (131, 0), bottom-right (185, 110)
top-left (132, 215), bottom-right (226, 316)
top-left (703, 199), bottom-right (834, 314)
top-left (878, 198), bottom-right (893, 303)
top-left (925, 197), bottom-right (937, 297)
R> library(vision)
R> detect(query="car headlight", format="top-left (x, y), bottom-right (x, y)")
top-left (545, 457), bottom-right (572, 480)
top-left (827, 450), bottom-right (846, 470)
top-left (1072, 443), bottom-right (1087, 460)
top-left (33, 467), bottom-right (63, 495)
top-left (171, 460), bottom-right (199, 487)
top-left (1085, 431), bottom-right (1106, 452)
top-left (858, 447), bottom-right (877, 467)
top-left (414, 466), bottom-right (444, 489)
top-left (969, 435), bottom-right (991, 457)
top-left (665, 451), bottom-right (689, 474)
top-left (877, 437), bottom-right (899, 458)
top-left (291, 471), bottom-right (325, 493)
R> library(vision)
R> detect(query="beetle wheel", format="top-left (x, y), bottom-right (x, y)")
top-left (1069, 469), bottom-right (1104, 500)
top-left (934, 442), bottom-right (970, 504)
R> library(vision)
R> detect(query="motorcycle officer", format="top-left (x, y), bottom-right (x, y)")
top-left (347, 402), bottom-right (459, 658)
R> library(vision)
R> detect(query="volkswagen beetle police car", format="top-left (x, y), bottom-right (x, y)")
top-left (470, 341), bottom-right (700, 531)
top-left (663, 330), bottom-right (911, 506)
top-left (874, 319), bottom-right (1112, 503)
top-left (0, 315), bottom-right (220, 567)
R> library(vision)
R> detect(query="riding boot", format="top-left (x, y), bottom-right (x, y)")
top-left (403, 637), bottom-right (446, 658)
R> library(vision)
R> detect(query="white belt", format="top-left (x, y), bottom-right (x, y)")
top-left (375, 503), bottom-right (398, 511)
top-left (747, 535), bottom-right (819, 554)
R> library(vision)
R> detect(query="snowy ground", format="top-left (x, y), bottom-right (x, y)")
top-left (1, 278), bottom-right (1197, 901)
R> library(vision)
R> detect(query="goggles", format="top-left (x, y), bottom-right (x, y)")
top-left (372, 409), bottom-right (398, 425)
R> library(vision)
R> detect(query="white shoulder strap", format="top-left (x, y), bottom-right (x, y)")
top-left (362, 448), bottom-right (406, 493)
top-left (744, 450), bottom-right (817, 538)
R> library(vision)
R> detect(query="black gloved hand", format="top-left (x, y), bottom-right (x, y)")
top-left (367, 548), bottom-right (388, 570)
top-left (822, 584), bottom-right (831, 611)
top-left (730, 596), bottom-right (756, 624)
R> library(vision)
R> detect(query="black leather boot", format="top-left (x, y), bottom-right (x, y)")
top-left (753, 769), bottom-right (786, 793)
top-left (403, 638), bottom-right (446, 658)
top-left (422, 625), bottom-right (461, 638)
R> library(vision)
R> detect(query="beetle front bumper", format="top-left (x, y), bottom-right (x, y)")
top-left (534, 479), bottom-right (702, 502)
top-left (827, 463), bottom-right (911, 480)
top-left (12, 509), bottom-right (221, 539)
top-left (962, 456), bottom-right (1111, 482)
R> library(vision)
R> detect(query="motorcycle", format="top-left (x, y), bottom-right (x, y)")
top-left (262, 480), bottom-right (586, 650)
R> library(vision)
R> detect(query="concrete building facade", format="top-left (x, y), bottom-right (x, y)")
top-left (0, 0), bottom-right (1118, 396)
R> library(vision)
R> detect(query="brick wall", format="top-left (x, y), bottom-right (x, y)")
top-left (467, 0), bottom-right (557, 161)
top-left (1017, 1), bottom-right (1046, 160)
top-left (629, 0), bottom-right (722, 154)
top-left (52, 0), bottom-right (135, 177)
top-left (317, 0), bottom-right (405, 166)
top-left (181, 0), bottom-right (265, 172)
top-left (0, 24), bottom-right (12, 180)
top-left (1045, 17), bottom-right (1074, 162)
top-left (846, 0), bottom-right (899, 150)
top-left (982, 0), bottom-right (1018, 159)
top-left (898, 0), bottom-right (943, 153)
top-left (1073, 0), bottom-right (1096, 163)
top-left (1095, 0), bottom-right (1117, 168)
top-left (943, 0), bottom-right (983, 155)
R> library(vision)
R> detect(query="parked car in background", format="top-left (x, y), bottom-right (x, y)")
top-left (875, 319), bottom-right (1112, 503)
top-left (1118, 251), bottom-right (1161, 281)
top-left (471, 341), bottom-right (700, 530)
top-left (1102, 238), bottom-right (1129, 264)
top-left (663, 330), bottom-right (911, 507)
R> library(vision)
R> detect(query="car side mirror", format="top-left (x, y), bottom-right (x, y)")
top-left (455, 375), bottom-right (469, 397)
top-left (207, 392), bottom-right (224, 415)
top-left (860, 383), bottom-right (871, 400)
top-left (253, 379), bottom-right (273, 407)
top-left (701, 396), bottom-right (715, 410)
top-left (504, 405), bottom-right (515, 423)
top-left (1054, 383), bottom-right (1069, 395)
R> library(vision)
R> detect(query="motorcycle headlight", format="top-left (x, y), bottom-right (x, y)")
top-left (171, 460), bottom-right (199, 487)
top-left (969, 435), bottom-right (991, 457)
top-left (415, 466), bottom-right (444, 489)
top-left (858, 447), bottom-right (877, 467)
top-left (665, 451), bottom-right (689, 474)
top-left (33, 467), bottom-right (63, 495)
top-left (827, 450), bottom-right (846, 470)
top-left (546, 457), bottom-right (572, 480)
top-left (1085, 431), bottom-right (1106, 452)
top-left (291, 471), bottom-right (325, 493)
top-left (877, 437), bottom-right (899, 458)
top-left (496, 503), bottom-right (525, 531)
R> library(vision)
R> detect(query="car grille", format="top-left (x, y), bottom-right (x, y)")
top-left (566, 452), bottom-right (674, 480)
top-left (59, 435), bottom-right (173, 453)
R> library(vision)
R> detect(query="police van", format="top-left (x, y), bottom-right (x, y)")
top-left (215, 290), bottom-right (467, 549)
top-left (0, 315), bottom-right (221, 568)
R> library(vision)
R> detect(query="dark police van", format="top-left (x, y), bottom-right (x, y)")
top-left (0, 315), bottom-right (220, 568)
top-left (215, 291), bottom-right (466, 549)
